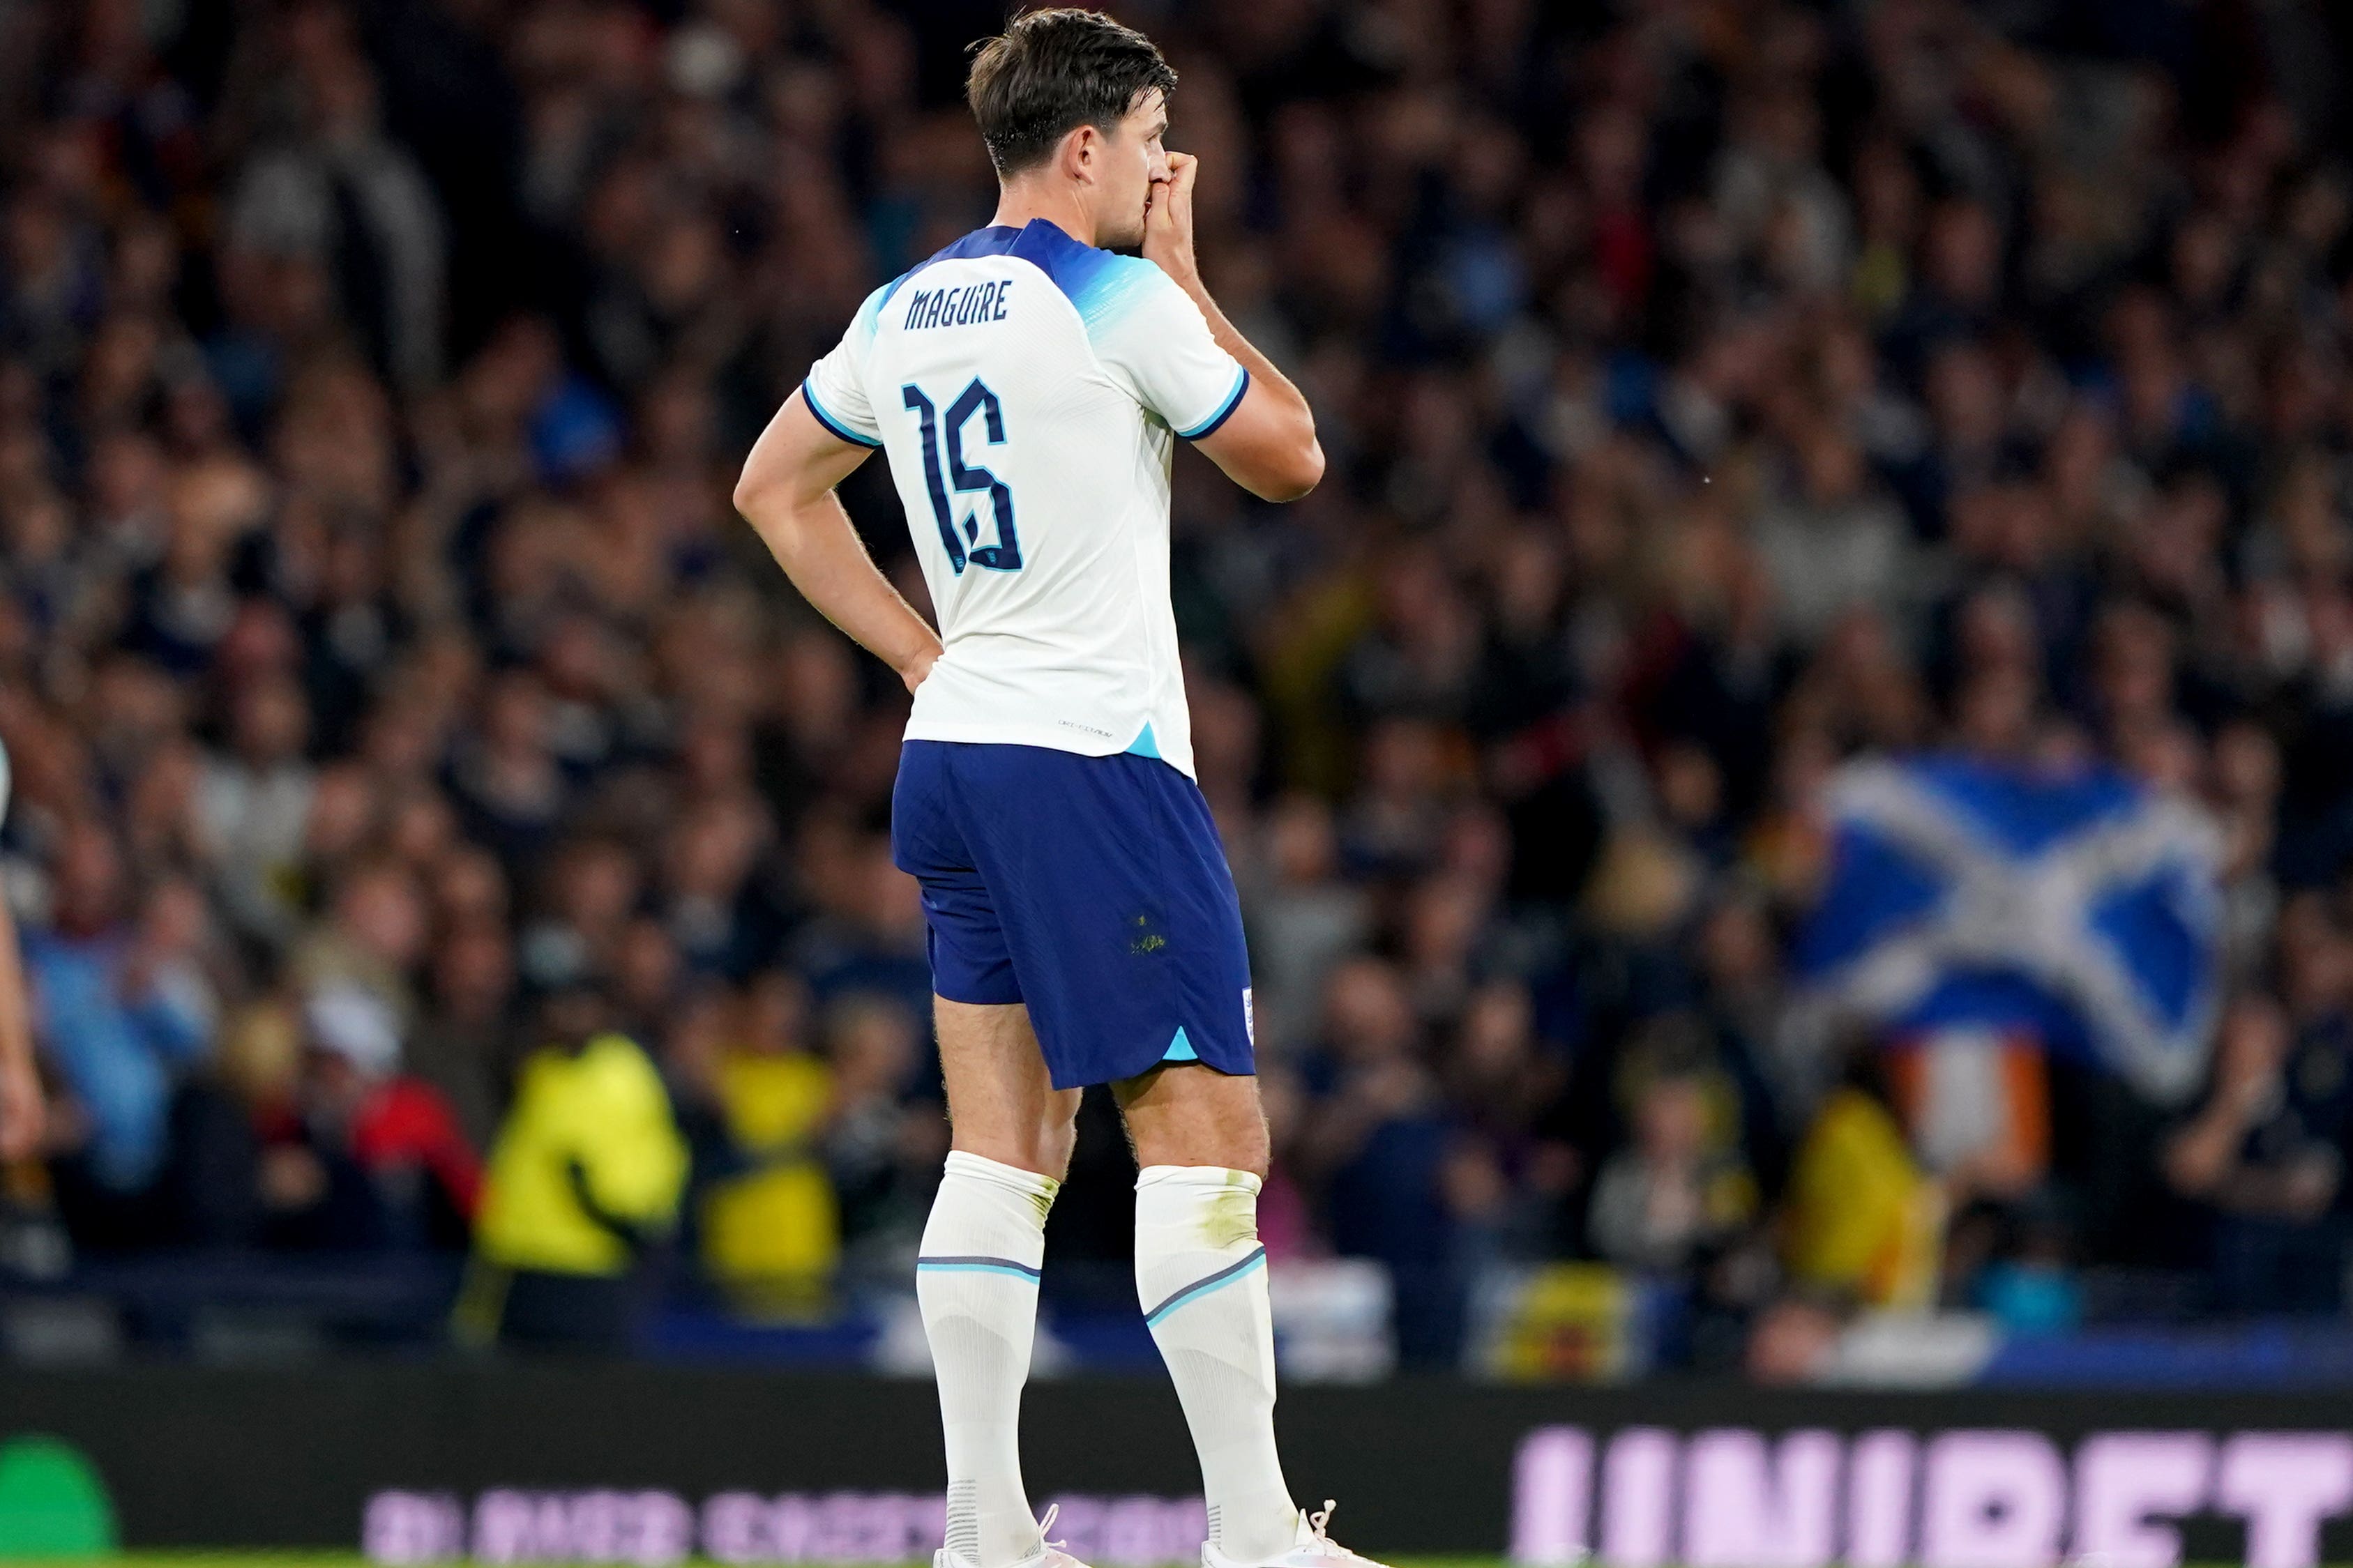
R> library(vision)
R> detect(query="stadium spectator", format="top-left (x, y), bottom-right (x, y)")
top-left (1296, 957), bottom-right (1462, 1365)
top-left (23, 824), bottom-right (218, 1247)
top-left (1778, 1046), bottom-right (1944, 1314)
top-left (409, 915), bottom-right (517, 1155)
top-left (252, 983), bottom-right (479, 1252)
top-left (694, 971), bottom-right (840, 1311)
top-left (464, 987), bottom-right (686, 1351)
top-left (1586, 1048), bottom-right (1761, 1276)
top-left (821, 991), bottom-right (942, 1278)
top-left (2165, 991), bottom-right (2351, 1311)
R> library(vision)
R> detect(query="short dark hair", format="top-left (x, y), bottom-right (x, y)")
top-left (966, 8), bottom-right (1176, 178)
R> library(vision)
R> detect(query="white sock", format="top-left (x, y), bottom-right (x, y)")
top-left (1135, 1165), bottom-right (1298, 1564)
top-left (920, 1150), bottom-right (1059, 1567)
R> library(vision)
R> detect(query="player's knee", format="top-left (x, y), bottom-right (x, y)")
top-left (1202, 1099), bottom-right (1271, 1180)
top-left (1123, 1087), bottom-right (1269, 1178)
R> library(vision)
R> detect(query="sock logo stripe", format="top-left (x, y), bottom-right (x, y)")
top-left (1142, 1245), bottom-right (1267, 1325)
top-left (916, 1254), bottom-right (1043, 1281)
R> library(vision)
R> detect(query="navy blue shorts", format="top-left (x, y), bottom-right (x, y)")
top-left (891, 740), bottom-right (1255, 1089)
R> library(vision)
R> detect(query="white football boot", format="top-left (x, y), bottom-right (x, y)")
top-left (939, 1504), bottom-right (1097, 1568)
top-left (1201, 1500), bottom-right (1390, 1568)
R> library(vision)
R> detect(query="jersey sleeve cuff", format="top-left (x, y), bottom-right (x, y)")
top-left (801, 377), bottom-right (882, 448)
top-left (1175, 367), bottom-right (1250, 441)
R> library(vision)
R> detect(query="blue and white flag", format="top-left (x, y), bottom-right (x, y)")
top-left (1794, 754), bottom-right (2223, 1104)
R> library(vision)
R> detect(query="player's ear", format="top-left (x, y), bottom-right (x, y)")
top-left (1063, 123), bottom-right (1097, 184)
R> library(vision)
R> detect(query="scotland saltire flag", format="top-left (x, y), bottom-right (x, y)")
top-left (1794, 755), bottom-right (2223, 1103)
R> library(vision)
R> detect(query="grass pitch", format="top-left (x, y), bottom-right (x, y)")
top-left (0, 1560), bottom-right (2322, 1568)
top-left (0, 1560), bottom-right (1520, 1568)
top-left (0, 1559), bottom-right (1520, 1567)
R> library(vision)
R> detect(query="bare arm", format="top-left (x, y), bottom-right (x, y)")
top-left (733, 392), bottom-right (943, 694)
top-left (1143, 153), bottom-right (1324, 503)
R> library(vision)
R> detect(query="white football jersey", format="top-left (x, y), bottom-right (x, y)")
top-left (801, 219), bottom-right (1248, 780)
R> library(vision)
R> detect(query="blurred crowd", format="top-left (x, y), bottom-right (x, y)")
top-left (7, 0), bottom-right (2353, 1369)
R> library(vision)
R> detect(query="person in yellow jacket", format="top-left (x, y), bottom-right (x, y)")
top-left (1780, 1048), bottom-right (1944, 1311)
top-left (697, 973), bottom-right (840, 1314)
top-left (458, 987), bottom-right (688, 1351)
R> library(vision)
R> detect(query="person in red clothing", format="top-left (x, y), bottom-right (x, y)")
top-left (257, 986), bottom-right (481, 1251)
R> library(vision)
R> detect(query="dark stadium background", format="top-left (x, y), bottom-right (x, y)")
top-left (9, 0), bottom-right (2353, 1558)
